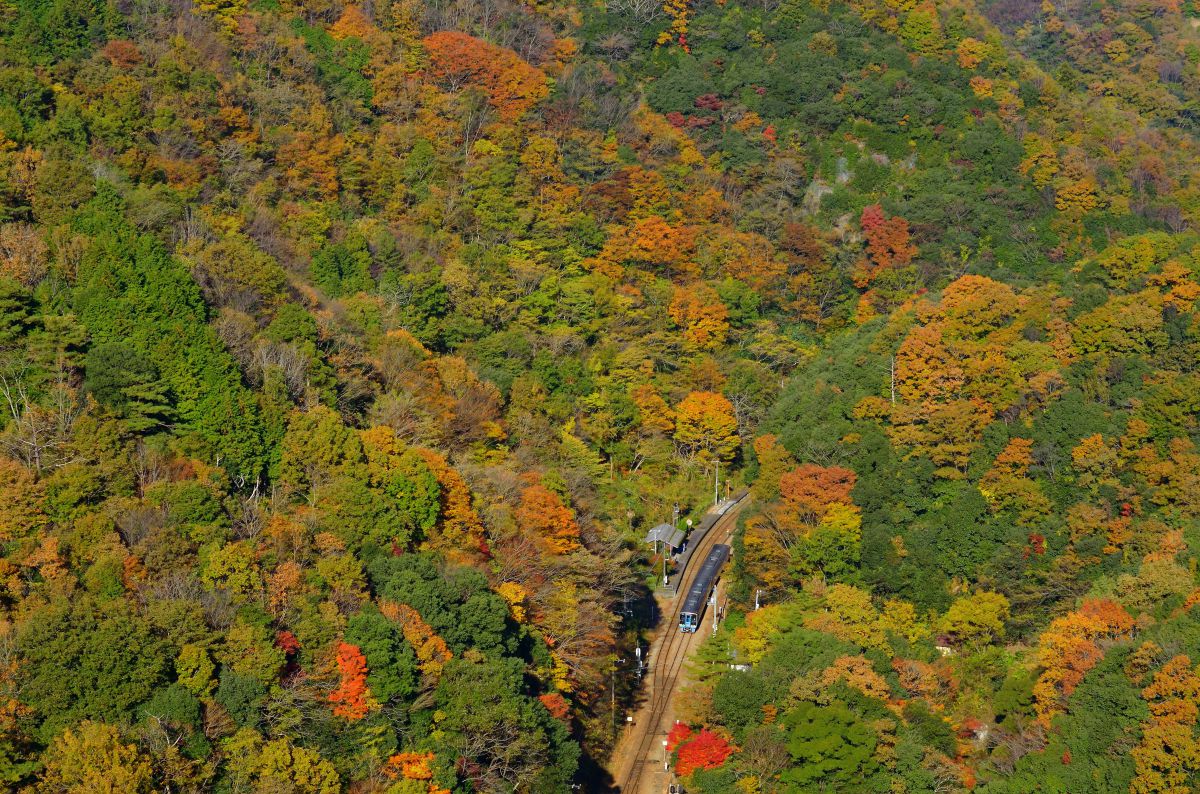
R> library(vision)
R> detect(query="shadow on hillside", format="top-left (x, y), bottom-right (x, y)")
top-left (574, 581), bottom-right (661, 792)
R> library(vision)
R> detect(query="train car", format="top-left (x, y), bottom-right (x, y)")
top-left (678, 544), bottom-right (731, 633)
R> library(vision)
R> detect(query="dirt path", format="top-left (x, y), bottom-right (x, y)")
top-left (604, 500), bottom-right (747, 793)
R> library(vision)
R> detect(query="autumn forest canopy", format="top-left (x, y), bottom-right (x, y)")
top-left (3, 0), bottom-right (1200, 789)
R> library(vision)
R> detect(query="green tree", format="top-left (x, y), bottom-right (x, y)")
top-left (345, 605), bottom-right (419, 704)
top-left (781, 701), bottom-right (881, 790)
top-left (370, 553), bottom-right (514, 657)
top-left (310, 237), bottom-right (373, 297)
top-left (278, 406), bottom-right (362, 493)
top-left (71, 190), bottom-right (265, 480)
top-left (18, 600), bottom-right (168, 741)
top-left (433, 654), bottom-right (578, 792)
top-left (215, 670), bottom-right (266, 728)
top-left (83, 342), bottom-right (173, 432)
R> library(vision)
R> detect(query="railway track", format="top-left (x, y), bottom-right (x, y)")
top-left (617, 497), bottom-right (748, 793)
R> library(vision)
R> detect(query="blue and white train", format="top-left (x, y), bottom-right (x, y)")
top-left (678, 544), bottom-right (731, 633)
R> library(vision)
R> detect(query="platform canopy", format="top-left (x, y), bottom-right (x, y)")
top-left (644, 523), bottom-right (685, 549)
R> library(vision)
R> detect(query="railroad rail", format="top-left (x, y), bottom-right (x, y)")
top-left (662, 489), bottom-right (748, 598)
top-left (618, 494), bottom-right (748, 793)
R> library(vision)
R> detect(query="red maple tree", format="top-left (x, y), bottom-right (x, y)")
top-left (666, 721), bottom-right (693, 752)
top-left (856, 204), bottom-right (917, 286)
top-left (675, 728), bottom-right (733, 776)
top-left (539, 692), bottom-right (570, 721)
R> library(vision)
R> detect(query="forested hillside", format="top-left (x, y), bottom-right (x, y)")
top-left (2, 0), bottom-right (1200, 788)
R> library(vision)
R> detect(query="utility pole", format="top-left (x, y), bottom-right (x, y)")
top-left (666, 503), bottom-right (678, 587)
top-left (653, 525), bottom-right (660, 584)
top-left (711, 580), bottom-right (719, 635)
top-left (714, 458), bottom-right (719, 506)
top-left (755, 589), bottom-right (761, 611)
top-left (890, 356), bottom-right (896, 405)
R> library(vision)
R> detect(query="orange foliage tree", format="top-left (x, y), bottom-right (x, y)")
top-left (384, 751), bottom-right (451, 794)
top-left (979, 437), bottom-right (1052, 523)
top-left (414, 448), bottom-right (487, 557)
top-left (779, 464), bottom-right (857, 522)
top-left (820, 655), bottom-right (892, 702)
top-left (743, 463), bottom-right (863, 587)
top-left (422, 31), bottom-right (549, 122)
top-left (1032, 599), bottom-right (1134, 725)
top-left (328, 5), bottom-right (375, 40)
top-left (669, 282), bottom-right (730, 349)
top-left (0, 456), bottom-right (46, 542)
top-left (586, 215), bottom-right (698, 280)
top-left (631, 384), bottom-right (675, 434)
top-left (712, 229), bottom-right (786, 292)
top-left (539, 692), bottom-right (570, 721)
top-left (386, 751), bottom-right (435, 781)
top-left (276, 130), bottom-right (345, 201)
top-left (329, 642), bottom-right (372, 720)
top-left (864, 275), bottom-right (1065, 478)
top-left (515, 484), bottom-right (581, 554)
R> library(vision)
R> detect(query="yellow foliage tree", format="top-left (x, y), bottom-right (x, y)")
top-left (36, 722), bottom-right (152, 793)
top-left (379, 600), bottom-right (453, 681)
top-left (732, 603), bottom-right (793, 665)
top-left (955, 37), bottom-right (987, 69)
top-left (940, 591), bottom-right (1010, 645)
top-left (751, 434), bottom-right (796, 501)
top-left (1054, 176), bottom-right (1101, 216)
top-left (674, 391), bottom-right (740, 461)
top-left (669, 283), bottom-right (730, 349)
top-left (804, 583), bottom-right (890, 651)
top-left (1019, 134), bottom-right (1061, 189)
top-left (1131, 656), bottom-right (1200, 794)
top-left (495, 581), bottom-right (529, 623)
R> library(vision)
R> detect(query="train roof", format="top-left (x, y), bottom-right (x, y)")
top-left (680, 544), bottom-right (730, 615)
